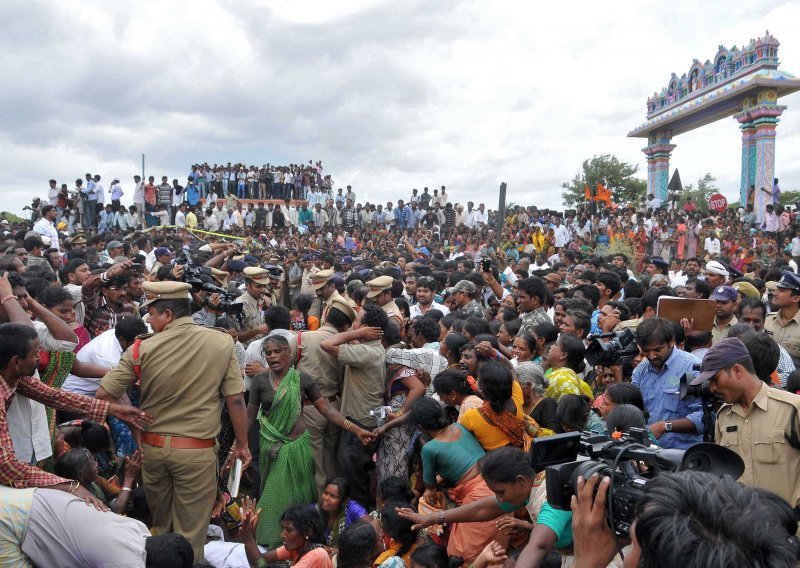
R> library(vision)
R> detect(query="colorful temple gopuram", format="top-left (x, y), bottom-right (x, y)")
top-left (629, 31), bottom-right (800, 222)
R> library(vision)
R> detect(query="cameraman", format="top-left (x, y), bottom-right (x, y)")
top-left (691, 337), bottom-right (800, 509)
top-left (192, 291), bottom-right (225, 327)
top-left (570, 471), bottom-right (799, 568)
top-left (632, 318), bottom-right (703, 449)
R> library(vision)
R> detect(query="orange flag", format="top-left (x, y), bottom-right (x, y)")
top-left (584, 185), bottom-right (592, 201)
top-left (597, 183), bottom-right (612, 204)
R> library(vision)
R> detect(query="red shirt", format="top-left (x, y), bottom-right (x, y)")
top-left (0, 374), bottom-right (109, 488)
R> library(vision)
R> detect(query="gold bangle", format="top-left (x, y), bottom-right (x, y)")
top-left (68, 481), bottom-right (79, 494)
top-left (343, 419), bottom-right (352, 432)
top-left (396, 409), bottom-right (405, 417)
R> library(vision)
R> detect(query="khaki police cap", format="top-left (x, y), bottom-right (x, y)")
top-left (141, 281), bottom-right (193, 308)
top-left (70, 235), bottom-right (87, 245)
top-left (366, 275), bottom-right (393, 298)
top-left (243, 266), bottom-right (270, 285)
top-left (311, 269), bottom-right (334, 290)
top-left (329, 296), bottom-right (357, 322)
top-left (211, 268), bottom-right (229, 286)
top-left (731, 281), bottom-right (760, 300)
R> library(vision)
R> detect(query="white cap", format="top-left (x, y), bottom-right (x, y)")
top-left (705, 260), bottom-right (729, 277)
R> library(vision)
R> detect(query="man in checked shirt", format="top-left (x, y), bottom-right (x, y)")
top-left (0, 316), bottom-right (152, 509)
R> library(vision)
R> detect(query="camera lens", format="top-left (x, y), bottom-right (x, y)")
top-left (571, 461), bottom-right (612, 495)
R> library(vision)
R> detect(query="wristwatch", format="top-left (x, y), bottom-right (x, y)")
top-left (664, 420), bottom-right (673, 432)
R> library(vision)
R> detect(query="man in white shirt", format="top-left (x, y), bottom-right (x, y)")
top-left (47, 179), bottom-right (59, 206)
top-left (553, 217), bottom-right (570, 250)
top-left (465, 202), bottom-right (476, 228)
top-left (705, 234), bottom-right (721, 257)
top-left (117, 208), bottom-right (132, 232)
top-left (133, 175), bottom-right (145, 214)
top-left (222, 209), bottom-right (236, 230)
top-left (63, 317), bottom-right (148, 397)
top-left (204, 209), bottom-right (220, 232)
top-left (93, 175), bottom-right (105, 207)
top-left (175, 203), bottom-right (187, 228)
top-left (32, 205), bottom-right (60, 252)
top-left (455, 205), bottom-right (467, 228)
top-left (647, 193), bottom-right (662, 210)
top-left (408, 276), bottom-right (449, 319)
top-left (281, 200), bottom-right (298, 227)
top-left (670, 258), bottom-right (701, 288)
top-left (473, 204), bottom-right (489, 226)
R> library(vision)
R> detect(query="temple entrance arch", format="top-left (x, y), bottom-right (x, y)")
top-left (629, 32), bottom-right (800, 222)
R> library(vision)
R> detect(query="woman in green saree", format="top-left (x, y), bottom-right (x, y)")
top-left (247, 335), bottom-right (375, 548)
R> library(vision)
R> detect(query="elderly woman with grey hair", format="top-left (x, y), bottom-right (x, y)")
top-left (516, 361), bottom-right (560, 434)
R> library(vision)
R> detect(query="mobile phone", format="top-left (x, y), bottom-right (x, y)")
top-left (482, 259), bottom-right (491, 272)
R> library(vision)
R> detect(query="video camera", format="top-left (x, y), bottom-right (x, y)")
top-left (532, 431), bottom-right (744, 539)
top-left (200, 282), bottom-right (244, 321)
top-left (175, 250), bottom-right (213, 291)
top-left (679, 364), bottom-right (720, 443)
top-left (585, 329), bottom-right (639, 368)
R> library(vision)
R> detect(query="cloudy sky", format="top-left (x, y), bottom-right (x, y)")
top-left (3, 0), bottom-right (800, 216)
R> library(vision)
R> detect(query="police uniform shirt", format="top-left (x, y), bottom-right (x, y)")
top-left (238, 291), bottom-right (267, 332)
top-left (382, 299), bottom-right (403, 327)
top-left (338, 339), bottom-right (387, 428)
top-left (320, 290), bottom-right (344, 324)
top-left (100, 317), bottom-right (245, 440)
top-left (296, 324), bottom-right (343, 398)
top-left (765, 309), bottom-right (800, 358)
top-left (715, 381), bottom-right (800, 507)
top-left (300, 267), bottom-right (319, 296)
top-left (711, 316), bottom-right (738, 345)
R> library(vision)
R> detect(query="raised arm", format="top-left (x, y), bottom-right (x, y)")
top-left (320, 326), bottom-right (383, 358)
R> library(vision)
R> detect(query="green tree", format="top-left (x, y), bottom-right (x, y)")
top-left (780, 190), bottom-right (800, 207)
top-left (561, 155), bottom-right (646, 207)
top-left (678, 173), bottom-right (717, 209)
top-left (0, 211), bottom-right (24, 223)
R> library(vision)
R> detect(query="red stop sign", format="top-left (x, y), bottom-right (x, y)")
top-left (708, 193), bottom-right (728, 212)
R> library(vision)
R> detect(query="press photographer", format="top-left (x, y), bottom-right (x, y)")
top-left (570, 470), bottom-right (800, 568)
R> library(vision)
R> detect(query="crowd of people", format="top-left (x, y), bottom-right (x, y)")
top-left (0, 167), bottom-right (799, 568)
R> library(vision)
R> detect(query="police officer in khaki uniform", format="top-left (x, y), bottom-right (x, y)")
top-left (710, 286), bottom-right (738, 345)
top-left (764, 271), bottom-right (800, 359)
top-left (237, 266), bottom-right (271, 345)
top-left (694, 337), bottom-right (800, 508)
top-left (310, 269), bottom-right (342, 324)
top-left (321, 303), bottom-right (388, 506)
top-left (97, 281), bottom-right (251, 562)
top-left (366, 275), bottom-right (403, 328)
top-left (297, 296), bottom-right (356, 490)
top-left (299, 254), bottom-right (319, 296)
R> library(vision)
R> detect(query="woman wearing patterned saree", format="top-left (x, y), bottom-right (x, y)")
top-left (247, 335), bottom-right (374, 548)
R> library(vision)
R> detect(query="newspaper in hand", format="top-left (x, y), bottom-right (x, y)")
top-left (227, 458), bottom-right (243, 498)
